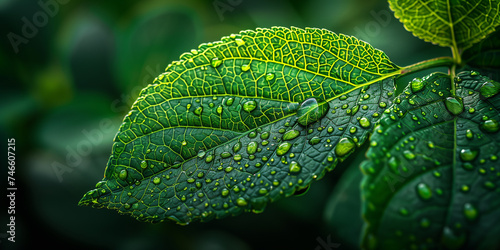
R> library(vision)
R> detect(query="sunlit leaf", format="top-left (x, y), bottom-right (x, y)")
top-left (389, 0), bottom-right (500, 49)
top-left (361, 72), bottom-right (500, 249)
top-left (79, 27), bottom-right (400, 224)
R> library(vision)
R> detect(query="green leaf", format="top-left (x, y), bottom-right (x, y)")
top-left (389, 0), bottom-right (500, 50)
top-left (462, 29), bottom-right (500, 81)
top-left (79, 27), bottom-right (400, 224)
top-left (361, 72), bottom-right (500, 249)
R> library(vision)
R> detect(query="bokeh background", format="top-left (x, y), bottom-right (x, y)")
top-left (0, 0), bottom-right (450, 249)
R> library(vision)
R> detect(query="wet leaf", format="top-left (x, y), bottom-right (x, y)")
top-left (389, 0), bottom-right (500, 49)
top-left (79, 27), bottom-right (400, 224)
top-left (361, 71), bottom-right (500, 249)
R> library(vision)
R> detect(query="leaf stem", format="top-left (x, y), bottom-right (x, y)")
top-left (399, 57), bottom-right (455, 75)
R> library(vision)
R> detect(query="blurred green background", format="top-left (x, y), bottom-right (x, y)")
top-left (0, 0), bottom-right (450, 249)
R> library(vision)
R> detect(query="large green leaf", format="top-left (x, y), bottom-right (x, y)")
top-left (361, 71), bottom-right (500, 249)
top-left (389, 0), bottom-right (500, 50)
top-left (79, 27), bottom-right (400, 224)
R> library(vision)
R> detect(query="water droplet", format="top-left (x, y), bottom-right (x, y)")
top-left (484, 181), bottom-right (496, 189)
top-left (335, 138), bottom-right (355, 157)
top-left (181, 141), bottom-right (187, 146)
top-left (221, 152), bottom-right (231, 158)
top-left (205, 154), bottom-right (214, 163)
top-left (153, 177), bottom-right (161, 185)
top-left (428, 141), bottom-right (435, 148)
top-left (479, 80), bottom-right (500, 98)
top-left (349, 127), bottom-right (357, 134)
top-left (221, 188), bottom-right (229, 197)
top-left (241, 64), bottom-right (250, 71)
top-left (411, 78), bottom-right (424, 92)
top-left (235, 38), bottom-right (245, 46)
top-left (216, 105), bottom-right (223, 115)
top-left (403, 150), bottom-right (416, 160)
top-left (247, 142), bottom-right (258, 154)
top-left (463, 203), bottom-right (478, 220)
top-left (194, 106), bottom-right (203, 116)
top-left (211, 57), bottom-right (222, 68)
top-left (309, 136), bottom-right (321, 145)
top-left (327, 126), bottom-right (334, 133)
top-left (119, 169), bottom-right (127, 180)
top-left (379, 102), bottom-right (387, 108)
top-left (233, 154), bottom-right (242, 161)
top-left (225, 166), bottom-right (233, 173)
top-left (480, 119), bottom-right (499, 133)
top-left (417, 183), bottom-right (432, 200)
top-left (359, 117), bottom-right (371, 128)
top-left (266, 72), bottom-right (275, 81)
top-left (259, 132), bottom-right (269, 140)
top-left (460, 148), bottom-right (478, 162)
top-left (277, 142), bottom-right (292, 156)
top-left (466, 129), bottom-right (473, 139)
top-left (226, 97), bottom-right (234, 106)
top-left (140, 160), bottom-right (147, 169)
top-left (243, 100), bottom-right (257, 113)
top-left (297, 98), bottom-right (329, 126)
top-left (289, 161), bottom-right (301, 174)
top-left (445, 97), bottom-right (463, 115)
top-left (283, 130), bottom-right (300, 141)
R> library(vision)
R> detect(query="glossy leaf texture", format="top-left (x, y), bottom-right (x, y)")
top-left (462, 29), bottom-right (500, 81)
top-left (388, 0), bottom-right (500, 49)
top-left (361, 72), bottom-right (500, 250)
top-left (78, 27), bottom-right (400, 224)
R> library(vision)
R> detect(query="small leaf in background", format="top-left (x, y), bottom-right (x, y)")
top-left (361, 71), bottom-right (500, 249)
top-left (79, 27), bottom-right (400, 224)
top-left (389, 0), bottom-right (500, 50)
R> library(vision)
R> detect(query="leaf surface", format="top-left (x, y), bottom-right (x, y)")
top-left (79, 27), bottom-right (399, 224)
top-left (462, 29), bottom-right (500, 81)
top-left (361, 72), bottom-right (500, 249)
top-left (389, 0), bottom-right (500, 49)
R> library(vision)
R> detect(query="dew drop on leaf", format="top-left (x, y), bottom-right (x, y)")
top-left (226, 97), bottom-right (234, 106)
top-left (463, 203), bottom-right (478, 221)
top-left (289, 161), bottom-right (301, 174)
top-left (119, 169), bottom-right (127, 180)
top-left (359, 117), bottom-right (371, 128)
top-left (335, 137), bottom-right (355, 157)
top-left (194, 106), bottom-right (203, 116)
top-left (444, 97), bottom-right (463, 115)
top-left (479, 80), bottom-right (500, 98)
top-left (211, 58), bottom-right (222, 68)
top-left (480, 119), bottom-right (499, 133)
top-left (140, 160), bottom-right (147, 169)
top-left (411, 77), bottom-right (424, 92)
top-left (242, 100), bottom-right (257, 113)
top-left (282, 130), bottom-right (300, 141)
top-left (309, 136), bottom-right (321, 145)
top-left (460, 148), bottom-right (479, 162)
top-left (403, 150), bottom-right (416, 160)
top-left (266, 72), bottom-right (275, 81)
top-left (416, 183), bottom-right (432, 200)
top-left (276, 142), bottom-right (292, 156)
top-left (297, 98), bottom-right (329, 126)
top-left (241, 64), bottom-right (250, 71)
top-left (153, 177), bottom-right (161, 185)
top-left (247, 141), bottom-right (258, 154)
